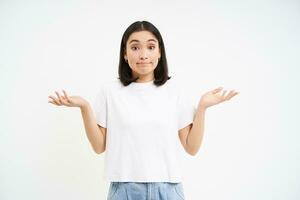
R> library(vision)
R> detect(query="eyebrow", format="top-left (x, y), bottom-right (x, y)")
top-left (129, 39), bottom-right (157, 44)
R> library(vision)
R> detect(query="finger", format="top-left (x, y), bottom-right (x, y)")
top-left (48, 100), bottom-right (59, 106)
top-left (225, 90), bottom-right (235, 100)
top-left (48, 95), bottom-right (61, 105)
top-left (62, 90), bottom-right (70, 102)
top-left (55, 91), bottom-right (63, 104)
top-left (59, 96), bottom-right (69, 105)
top-left (212, 87), bottom-right (223, 94)
top-left (227, 90), bottom-right (239, 99)
top-left (227, 91), bottom-right (239, 100)
top-left (50, 96), bottom-right (60, 106)
top-left (221, 90), bottom-right (227, 98)
top-left (58, 93), bottom-right (71, 106)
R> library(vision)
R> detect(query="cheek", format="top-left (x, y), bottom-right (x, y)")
top-left (152, 54), bottom-right (160, 63)
top-left (127, 52), bottom-right (138, 61)
top-left (151, 51), bottom-right (160, 59)
top-left (127, 57), bottom-right (137, 68)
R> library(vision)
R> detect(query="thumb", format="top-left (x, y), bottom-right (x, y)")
top-left (211, 87), bottom-right (223, 94)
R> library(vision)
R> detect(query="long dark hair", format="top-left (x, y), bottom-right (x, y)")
top-left (118, 21), bottom-right (171, 86)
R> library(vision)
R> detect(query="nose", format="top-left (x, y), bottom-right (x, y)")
top-left (139, 49), bottom-right (148, 60)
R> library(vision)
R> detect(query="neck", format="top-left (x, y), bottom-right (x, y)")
top-left (134, 73), bottom-right (154, 83)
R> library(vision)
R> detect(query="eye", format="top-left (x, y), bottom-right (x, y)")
top-left (148, 46), bottom-right (155, 50)
top-left (131, 46), bottom-right (139, 51)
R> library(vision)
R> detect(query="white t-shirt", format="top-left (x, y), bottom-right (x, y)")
top-left (93, 78), bottom-right (197, 183)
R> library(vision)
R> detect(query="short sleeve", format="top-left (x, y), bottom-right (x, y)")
top-left (93, 86), bottom-right (107, 128)
top-left (177, 88), bottom-right (197, 130)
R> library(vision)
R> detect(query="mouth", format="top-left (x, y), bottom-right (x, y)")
top-left (137, 62), bottom-right (151, 65)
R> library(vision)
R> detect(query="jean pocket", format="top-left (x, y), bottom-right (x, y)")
top-left (108, 182), bottom-right (119, 200)
top-left (174, 183), bottom-right (185, 200)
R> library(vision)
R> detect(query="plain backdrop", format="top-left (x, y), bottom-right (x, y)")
top-left (0, 0), bottom-right (299, 199)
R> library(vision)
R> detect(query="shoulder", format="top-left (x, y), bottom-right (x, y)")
top-left (164, 77), bottom-right (183, 94)
top-left (96, 78), bottom-right (123, 93)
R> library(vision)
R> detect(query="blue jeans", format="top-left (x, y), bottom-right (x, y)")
top-left (107, 182), bottom-right (185, 200)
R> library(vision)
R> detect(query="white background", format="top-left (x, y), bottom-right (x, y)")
top-left (0, 0), bottom-right (299, 199)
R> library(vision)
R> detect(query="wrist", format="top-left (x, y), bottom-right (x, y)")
top-left (197, 105), bottom-right (207, 113)
top-left (80, 101), bottom-right (90, 110)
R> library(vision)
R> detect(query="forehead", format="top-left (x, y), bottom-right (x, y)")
top-left (127, 31), bottom-right (158, 44)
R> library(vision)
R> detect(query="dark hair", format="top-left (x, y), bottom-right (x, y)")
top-left (118, 21), bottom-right (171, 86)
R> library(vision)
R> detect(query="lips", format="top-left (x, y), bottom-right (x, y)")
top-left (137, 62), bottom-right (150, 64)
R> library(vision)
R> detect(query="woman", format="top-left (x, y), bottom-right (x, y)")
top-left (48, 21), bottom-right (238, 200)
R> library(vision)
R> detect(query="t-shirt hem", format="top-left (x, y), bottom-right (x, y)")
top-left (105, 177), bottom-right (182, 183)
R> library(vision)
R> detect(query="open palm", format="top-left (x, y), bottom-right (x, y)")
top-left (198, 87), bottom-right (239, 109)
top-left (48, 90), bottom-right (87, 108)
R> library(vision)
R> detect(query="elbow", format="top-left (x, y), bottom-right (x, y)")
top-left (94, 146), bottom-right (105, 154)
top-left (187, 150), bottom-right (198, 156)
top-left (185, 146), bottom-right (199, 156)
top-left (94, 149), bottom-right (105, 154)
top-left (185, 140), bottom-right (203, 156)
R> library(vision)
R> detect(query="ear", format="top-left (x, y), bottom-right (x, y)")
top-left (159, 48), bottom-right (161, 59)
top-left (124, 50), bottom-right (127, 60)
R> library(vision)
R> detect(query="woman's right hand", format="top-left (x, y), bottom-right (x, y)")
top-left (48, 90), bottom-right (88, 108)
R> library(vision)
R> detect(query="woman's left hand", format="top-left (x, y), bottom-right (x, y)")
top-left (198, 87), bottom-right (239, 109)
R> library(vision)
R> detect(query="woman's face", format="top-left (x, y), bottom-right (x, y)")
top-left (124, 30), bottom-right (161, 81)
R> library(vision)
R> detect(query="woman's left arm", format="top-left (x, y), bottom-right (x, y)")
top-left (184, 87), bottom-right (239, 155)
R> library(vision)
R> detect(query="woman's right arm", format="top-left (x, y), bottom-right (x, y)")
top-left (80, 103), bottom-right (106, 154)
top-left (48, 90), bottom-right (106, 154)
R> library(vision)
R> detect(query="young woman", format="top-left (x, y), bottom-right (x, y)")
top-left (48, 21), bottom-right (238, 200)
